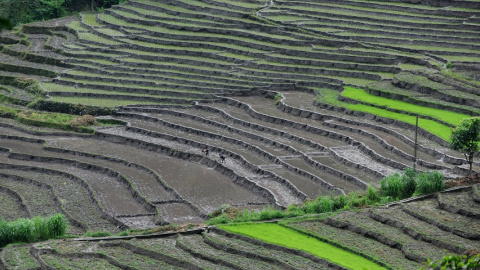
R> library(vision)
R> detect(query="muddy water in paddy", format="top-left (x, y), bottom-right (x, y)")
top-left (263, 166), bottom-right (329, 198)
top-left (206, 101), bottom-right (347, 148)
top-left (149, 112), bottom-right (293, 157)
top-left (156, 202), bottom-right (205, 224)
top-left (96, 126), bottom-right (266, 179)
top-left (333, 120), bottom-right (452, 169)
top-left (0, 137), bottom-right (174, 203)
top-left (168, 107), bottom-right (319, 153)
top-left (312, 155), bottom-right (377, 185)
top-left (116, 116), bottom-right (270, 166)
top-left (49, 135), bottom-right (269, 215)
top-left (283, 158), bottom-right (361, 194)
top-left (0, 142), bottom-right (151, 217)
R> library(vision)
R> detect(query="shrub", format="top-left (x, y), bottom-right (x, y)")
top-left (380, 168), bottom-right (418, 200)
top-left (422, 253), bottom-right (479, 270)
top-left (415, 171), bottom-right (445, 195)
top-left (380, 172), bottom-right (404, 199)
top-left (0, 106), bottom-right (19, 118)
top-left (68, 115), bottom-right (98, 130)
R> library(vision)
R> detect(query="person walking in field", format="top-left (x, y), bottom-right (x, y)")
top-left (203, 148), bottom-right (209, 157)
top-left (219, 154), bottom-right (226, 163)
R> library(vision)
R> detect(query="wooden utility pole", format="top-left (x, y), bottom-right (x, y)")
top-left (413, 114), bottom-right (418, 172)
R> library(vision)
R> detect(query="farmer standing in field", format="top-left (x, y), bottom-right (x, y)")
top-left (203, 148), bottom-right (209, 157)
top-left (219, 154), bottom-right (226, 163)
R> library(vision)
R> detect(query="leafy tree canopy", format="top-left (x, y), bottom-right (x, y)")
top-left (450, 117), bottom-right (480, 175)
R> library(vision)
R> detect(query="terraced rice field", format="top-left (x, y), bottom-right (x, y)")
top-left (0, 184), bottom-right (479, 269)
top-left (1, 0), bottom-right (480, 268)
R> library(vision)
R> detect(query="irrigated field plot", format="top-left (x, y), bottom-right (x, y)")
top-left (0, 0), bottom-right (480, 268)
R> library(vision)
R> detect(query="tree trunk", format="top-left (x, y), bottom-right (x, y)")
top-left (469, 152), bottom-right (474, 176)
top-left (91, 0), bottom-right (95, 11)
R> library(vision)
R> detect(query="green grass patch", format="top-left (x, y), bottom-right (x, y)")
top-left (218, 223), bottom-right (386, 270)
top-left (0, 105), bottom-right (20, 118)
top-left (16, 111), bottom-right (98, 133)
top-left (81, 12), bottom-right (102, 27)
top-left (78, 32), bottom-right (123, 45)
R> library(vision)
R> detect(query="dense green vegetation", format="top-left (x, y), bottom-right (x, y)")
top-left (0, 214), bottom-right (67, 247)
top-left (450, 117), bottom-right (480, 175)
top-left (209, 168), bottom-right (445, 225)
top-left (0, 0), bottom-right (128, 26)
top-left (219, 223), bottom-right (387, 270)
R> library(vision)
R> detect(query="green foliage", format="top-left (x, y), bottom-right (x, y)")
top-left (0, 17), bottom-right (12, 30)
top-left (273, 93), bottom-right (282, 105)
top-left (381, 168), bottom-right (444, 199)
top-left (415, 171), bottom-right (445, 196)
top-left (208, 168), bottom-right (446, 225)
top-left (380, 168), bottom-right (417, 200)
top-left (450, 117), bottom-right (480, 175)
top-left (422, 253), bottom-right (480, 270)
top-left (16, 110), bottom-right (98, 133)
top-left (446, 62), bottom-right (453, 69)
top-left (0, 106), bottom-right (19, 119)
top-left (0, 214), bottom-right (67, 247)
top-left (28, 99), bottom-right (114, 115)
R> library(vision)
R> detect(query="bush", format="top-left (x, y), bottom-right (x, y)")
top-left (0, 214), bottom-right (67, 247)
top-left (380, 168), bottom-right (418, 200)
top-left (423, 253), bottom-right (480, 270)
top-left (0, 106), bottom-right (19, 118)
top-left (415, 171), bottom-right (445, 195)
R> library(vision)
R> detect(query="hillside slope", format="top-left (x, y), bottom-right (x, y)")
top-left (0, 0), bottom-right (479, 237)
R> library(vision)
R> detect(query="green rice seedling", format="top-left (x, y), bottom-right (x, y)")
top-left (342, 86), bottom-right (471, 126)
top-left (78, 32), bottom-right (123, 45)
top-left (219, 223), bottom-right (387, 270)
top-left (81, 12), bottom-right (102, 27)
top-left (415, 171), bottom-right (445, 196)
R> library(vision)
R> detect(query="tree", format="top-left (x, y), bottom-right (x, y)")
top-left (0, 17), bottom-right (12, 30)
top-left (450, 117), bottom-right (480, 176)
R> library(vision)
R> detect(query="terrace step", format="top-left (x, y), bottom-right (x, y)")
top-left (258, 164), bottom-right (283, 169)
top-left (327, 210), bottom-right (448, 263)
top-left (437, 191), bottom-right (480, 218)
top-left (303, 152), bottom-right (331, 156)
top-left (177, 234), bottom-right (284, 270)
top-left (285, 217), bottom-right (422, 270)
top-left (370, 205), bottom-right (480, 252)
top-left (401, 199), bottom-right (480, 240)
top-left (95, 125), bottom-right (281, 209)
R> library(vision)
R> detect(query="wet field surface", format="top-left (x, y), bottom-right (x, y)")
top-left (0, 89), bottom-right (472, 229)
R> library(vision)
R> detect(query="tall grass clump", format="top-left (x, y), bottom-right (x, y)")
top-left (0, 214), bottom-right (67, 247)
top-left (380, 168), bottom-right (417, 200)
top-left (415, 171), bottom-right (444, 195)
